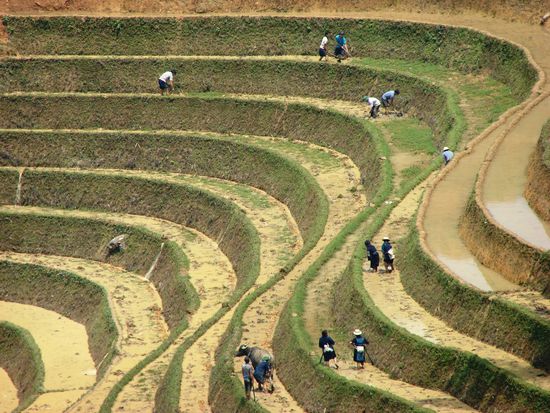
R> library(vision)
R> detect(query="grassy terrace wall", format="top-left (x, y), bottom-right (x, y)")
top-left (0, 168), bottom-right (19, 204)
top-left (0, 59), bottom-right (451, 146)
top-left (0, 210), bottom-right (197, 331)
top-left (16, 169), bottom-right (260, 291)
top-left (1, 16), bottom-right (536, 98)
top-left (525, 120), bottom-right (550, 222)
top-left (0, 320), bottom-right (44, 411)
top-left (331, 233), bottom-right (550, 412)
top-left (460, 191), bottom-right (550, 296)
top-left (0, 260), bottom-right (117, 380)
top-left (0, 131), bottom-right (324, 244)
top-left (399, 226), bottom-right (550, 372)
top-left (0, 95), bottom-right (382, 196)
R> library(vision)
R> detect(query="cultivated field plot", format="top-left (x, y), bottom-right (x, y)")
top-left (0, 10), bottom-right (549, 413)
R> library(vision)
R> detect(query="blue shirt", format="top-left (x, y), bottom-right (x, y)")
top-left (242, 363), bottom-right (254, 380)
top-left (381, 241), bottom-right (392, 254)
top-left (254, 360), bottom-right (270, 379)
top-left (319, 336), bottom-right (335, 350)
top-left (335, 35), bottom-right (347, 46)
top-left (382, 90), bottom-right (395, 100)
top-left (442, 149), bottom-right (454, 164)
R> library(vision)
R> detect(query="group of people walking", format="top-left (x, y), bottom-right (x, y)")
top-left (319, 329), bottom-right (371, 370)
top-left (365, 236), bottom-right (395, 273)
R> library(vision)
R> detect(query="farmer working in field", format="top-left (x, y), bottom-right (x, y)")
top-left (362, 96), bottom-right (381, 119)
top-left (158, 69), bottom-right (176, 95)
top-left (381, 89), bottom-right (400, 109)
top-left (253, 355), bottom-right (272, 392)
top-left (319, 31), bottom-right (330, 61)
top-left (442, 147), bottom-right (454, 165)
top-left (318, 330), bottom-right (339, 369)
top-left (334, 31), bottom-right (350, 62)
top-left (242, 356), bottom-right (255, 400)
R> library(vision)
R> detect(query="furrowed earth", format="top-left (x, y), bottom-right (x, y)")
top-left (0, 3), bottom-right (549, 413)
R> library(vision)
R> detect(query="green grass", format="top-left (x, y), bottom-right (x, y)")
top-left (383, 119), bottom-right (436, 153)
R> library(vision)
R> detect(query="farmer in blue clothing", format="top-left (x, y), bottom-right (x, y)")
top-left (319, 330), bottom-right (339, 369)
top-left (334, 31), bottom-right (350, 62)
top-left (381, 236), bottom-right (394, 273)
top-left (442, 147), bottom-right (454, 165)
top-left (381, 89), bottom-right (400, 108)
top-left (365, 240), bottom-right (380, 272)
top-left (350, 329), bottom-right (369, 369)
top-left (253, 355), bottom-right (272, 392)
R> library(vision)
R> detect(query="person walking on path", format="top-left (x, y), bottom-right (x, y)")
top-left (318, 330), bottom-right (339, 369)
top-left (158, 69), bottom-right (176, 95)
top-left (381, 89), bottom-right (400, 110)
top-left (381, 236), bottom-right (395, 273)
top-left (364, 240), bottom-right (380, 272)
top-left (442, 146), bottom-right (454, 165)
top-left (362, 96), bottom-right (381, 119)
top-left (253, 355), bottom-right (272, 392)
top-left (334, 31), bottom-right (350, 62)
top-left (350, 329), bottom-right (369, 369)
top-left (319, 31), bottom-right (330, 61)
top-left (242, 356), bottom-right (255, 400)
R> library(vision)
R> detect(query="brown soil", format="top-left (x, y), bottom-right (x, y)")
top-left (0, 300), bottom-right (93, 412)
top-left (525, 140), bottom-right (550, 222)
top-left (2, 0), bottom-right (548, 23)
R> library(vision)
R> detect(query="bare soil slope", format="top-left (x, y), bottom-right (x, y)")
top-left (2, 0), bottom-right (549, 23)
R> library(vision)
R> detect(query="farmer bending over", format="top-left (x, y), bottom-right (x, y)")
top-left (159, 69), bottom-right (176, 95)
top-left (253, 356), bottom-right (272, 392)
top-left (334, 31), bottom-right (350, 62)
top-left (381, 89), bottom-right (400, 109)
top-left (362, 96), bottom-right (381, 119)
top-left (442, 146), bottom-right (454, 165)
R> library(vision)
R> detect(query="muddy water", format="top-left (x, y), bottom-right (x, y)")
top-left (423, 121), bottom-right (521, 291)
top-left (483, 96), bottom-right (550, 250)
top-left (0, 368), bottom-right (18, 413)
top-left (0, 301), bottom-right (94, 411)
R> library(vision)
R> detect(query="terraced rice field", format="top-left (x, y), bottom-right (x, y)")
top-left (0, 9), bottom-right (549, 413)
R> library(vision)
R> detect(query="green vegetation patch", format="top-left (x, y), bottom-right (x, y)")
top-left (2, 16), bottom-right (537, 97)
top-left (0, 320), bottom-right (44, 412)
top-left (0, 168), bottom-right (19, 204)
top-left (0, 260), bottom-right (117, 380)
top-left (0, 130), bottom-right (325, 244)
top-left (383, 118), bottom-right (436, 153)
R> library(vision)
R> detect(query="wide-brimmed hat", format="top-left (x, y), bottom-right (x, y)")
top-left (353, 329), bottom-right (362, 335)
top-left (382, 236), bottom-right (390, 241)
top-left (443, 147), bottom-right (450, 151)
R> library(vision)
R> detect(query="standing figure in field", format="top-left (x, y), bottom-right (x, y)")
top-left (334, 31), bottom-right (350, 62)
top-left (235, 344), bottom-right (275, 393)
top-left (362, 96), bottom-right (381, 119)
top-left (319, 31), bottom-right (330, 61)
top-left (350, 329), bottom-right (369, 369)
top-left (364, 240), bottom-right (380, 272)
top-left (318, 330), bottom-right (339, 369)
top-left (381, 236), bottom-right (394, 273)
top-left (442, 146), bottom-right (454, 165)
top-left (381, 89), bottom-right (400, 110)
top-left (242, 357), bottom-right (255, 400)
top-left (158, 69), bottom-right (176, 95)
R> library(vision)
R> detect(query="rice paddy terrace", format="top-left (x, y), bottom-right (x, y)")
top-left (0, 11), bottom-right (549, 413)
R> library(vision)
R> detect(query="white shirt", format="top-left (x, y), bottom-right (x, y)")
top-left (320, 36), bottom-right (328, 49)
top-left (159, 71), bottom-right (173, 82)
top-left (367, 97), bottom-right (381, 107)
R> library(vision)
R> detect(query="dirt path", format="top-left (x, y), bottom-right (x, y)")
top-left (362, 184), bottom-right (550, 393)
top-left (0, 368), bottom-right (18, 413)
top-left (0, 249), bottom-right (168, 412)
top-left (0, 300), bottom-right (94, 412)
top-left (303, 179), bottom-right (480, 412)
